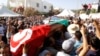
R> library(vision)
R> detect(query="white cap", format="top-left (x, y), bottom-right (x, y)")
top-left (62, 38), bottom-right (75, 52)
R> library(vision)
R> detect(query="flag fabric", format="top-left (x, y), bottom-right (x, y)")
top-left (10, 25), bottom-right (51, 56)
top-left (49, 19), bottom-right (69, 27)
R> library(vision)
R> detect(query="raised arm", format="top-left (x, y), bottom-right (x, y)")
top-left (78, 25), bottom-right (89, 56)
top-left (93, 20), bottom-right (100, 39)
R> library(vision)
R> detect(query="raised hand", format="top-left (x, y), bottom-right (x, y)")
top-left (80, 25), bottom-right (86, 35)
top-left (92, 20), bottom-right (99, 27)
top-left (92, 20), bottom-right (100, 39)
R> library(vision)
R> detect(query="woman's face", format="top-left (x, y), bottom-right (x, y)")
top-left (18, 20), bottom-right (22, 25)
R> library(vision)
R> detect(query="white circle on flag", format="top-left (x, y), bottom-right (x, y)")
top-left (10, 29), bottom-right (32, 52)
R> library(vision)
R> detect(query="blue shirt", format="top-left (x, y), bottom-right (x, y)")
top-left (70, 40), bottom-right (82, 56)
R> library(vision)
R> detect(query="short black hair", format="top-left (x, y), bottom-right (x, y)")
top-left (90, 36), bottom-right (100, 50)
top-left (75, 31), bottom-right (82, 40)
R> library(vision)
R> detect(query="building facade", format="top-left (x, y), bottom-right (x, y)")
top-left (92, 3), bottom-right (98, 10)
top-left (7, 0), bottom-right (53, 13)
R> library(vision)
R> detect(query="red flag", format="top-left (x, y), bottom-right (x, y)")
top-left (10, 25), bottom-right (51, 56)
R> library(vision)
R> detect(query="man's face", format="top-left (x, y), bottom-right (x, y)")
top-left (73, 19), bottom-right (78, 24)
top-left (45, 52), bottom-right (53, 56)
top-left (0, 46), bottom-right (11, 56)
top-left (18, 20), bottom-right (22, 25)
top-left (3, 47), bottom-right (11, 56)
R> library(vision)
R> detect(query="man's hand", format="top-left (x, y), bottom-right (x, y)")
top-left (92, 20), bottom-right (99, 27)
top-left (80, 25), bottom-right (86, 35)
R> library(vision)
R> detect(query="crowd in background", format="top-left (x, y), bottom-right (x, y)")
top-left (0, 15), bottom-right (45, 56)
top-left (0, 15), bottom-right (100, 56)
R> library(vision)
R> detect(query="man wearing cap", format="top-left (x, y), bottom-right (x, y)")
top-left (56, 38), bottom-right (75, 56)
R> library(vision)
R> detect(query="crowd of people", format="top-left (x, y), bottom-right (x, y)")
top-left (0, 15), bottom-right (100, 56)
top-left (0, 15), bottom-right (45, 56)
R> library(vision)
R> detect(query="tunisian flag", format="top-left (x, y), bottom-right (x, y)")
top-left (10, 25), bottom-right (51, 56)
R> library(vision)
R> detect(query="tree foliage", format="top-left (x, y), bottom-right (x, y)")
top-left (23, 7), bottom-right (40, 17)
top-left (91, 9), bottom-right (97, 13)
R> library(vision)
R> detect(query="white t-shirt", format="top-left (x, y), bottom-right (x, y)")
top-left (0, 54), bottom-right (3, 56)
top-left (22, 53), bottom-right (27, 56)
top-left (56, 51), bottom-right (70, 56)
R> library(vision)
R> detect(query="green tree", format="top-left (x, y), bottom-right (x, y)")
top-left (91, 9), bottom-right (97, 13)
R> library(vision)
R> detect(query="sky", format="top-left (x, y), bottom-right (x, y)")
top-left (0, 0), bottom-right (99, 9)
top-left (45, 0), bottom-right (98, 9)
top-left (0, 0), bottom-right (7, 5)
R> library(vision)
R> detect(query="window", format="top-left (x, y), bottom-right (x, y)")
top-left (44, 6), bottom-right (47, 9)
top-left (36, 3), bottom-right (39, 7)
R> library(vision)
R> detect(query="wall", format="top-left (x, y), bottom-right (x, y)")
top-left (42, 1), bottom-right (52, 12)
top-left (8, 0), bottom-right (53, 13)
